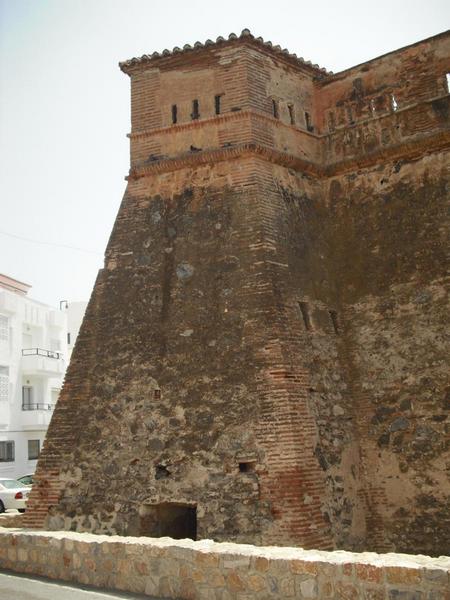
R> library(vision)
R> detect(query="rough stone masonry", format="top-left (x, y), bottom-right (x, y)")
top-left (24, 29), bottom-right (450, 556)
top-left (1, 528), bottom-right (449, 599)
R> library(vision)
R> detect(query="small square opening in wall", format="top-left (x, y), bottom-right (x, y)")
top-left (239, 461), bottom-right (256, 473)
top-left (154, 389), bottom-right (161, 399)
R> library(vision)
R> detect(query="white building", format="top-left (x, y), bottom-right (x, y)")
top-left (0, 274), bottom-right (86, 480)
top-left (65, 300), bottom-right (88, 362)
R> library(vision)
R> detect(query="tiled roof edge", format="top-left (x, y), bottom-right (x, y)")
top-left (119, 29), bottom-right (332, 75)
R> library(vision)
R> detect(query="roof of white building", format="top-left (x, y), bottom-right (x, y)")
top-left (0, 274), bottom-right (31, 296)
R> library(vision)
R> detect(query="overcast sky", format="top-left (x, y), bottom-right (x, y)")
top-left (1, 0), bottom-right (449, 307)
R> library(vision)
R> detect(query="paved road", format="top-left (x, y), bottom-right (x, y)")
top-left (0, 571), bottom-right (163, 600)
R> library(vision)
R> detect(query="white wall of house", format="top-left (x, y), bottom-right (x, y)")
top-left (0, 275), bottom-right (86, 481)
top-left (65, 300), bottom-right (88, 362)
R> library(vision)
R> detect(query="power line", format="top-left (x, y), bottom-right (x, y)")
top-left (0, 229), bottom-right (103, 256)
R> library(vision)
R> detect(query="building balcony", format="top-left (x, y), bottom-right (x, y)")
top-left (22, 403), bottom-right (54, 411)
top-left (21, 404), bottom-right (54, 430)
top-left (21, 348), bottom-right (65, 377)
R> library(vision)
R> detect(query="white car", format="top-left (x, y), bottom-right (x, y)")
top-left (0, 478), bottom-right (30, 513)
top-left (17, 473), bottom-right (34, 486)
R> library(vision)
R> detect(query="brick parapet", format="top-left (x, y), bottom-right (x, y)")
top-left (0, 528), bottom-right (448, 599)
top-left (316, 31), bottom-right (450, 131)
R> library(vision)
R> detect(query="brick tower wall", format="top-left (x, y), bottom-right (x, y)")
top-left (24, 157), bottom-right (332, 549)
top-left (24, 31), bottom-right (450, 555)
top-left (312, 32), bottom-right (450, 556)
top-left (324, 151), bottom-right (450, 556)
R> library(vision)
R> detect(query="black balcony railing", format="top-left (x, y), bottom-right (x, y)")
top-left (22, 348), bottom-right (62, 359)
top-left (22, 403), bottom-right (54, 411)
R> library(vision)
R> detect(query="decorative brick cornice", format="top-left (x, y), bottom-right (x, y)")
top-left (126, 143), bottom-right (305, 179)
top-left (127, 130), bottom-right (450, 181)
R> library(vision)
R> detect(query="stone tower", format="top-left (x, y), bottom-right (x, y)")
top-left (24, 29), bottom-right (450, 555)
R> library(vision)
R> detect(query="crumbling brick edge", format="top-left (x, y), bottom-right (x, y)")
top-left (0, 528), bottom-right (448, 598)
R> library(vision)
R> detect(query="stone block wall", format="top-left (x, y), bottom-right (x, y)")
top-left (0, 528), bottom-right (448, 599)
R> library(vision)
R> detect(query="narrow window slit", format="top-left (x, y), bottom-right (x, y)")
top-left (288, 104), bottom-right (295, 124)
top-left (327, 111), bottom-right (336, 132)
top-left (304, 111), bottom-right (313, 132)
top-left (171, 104), bottom-right (177, 124)
top-left (215, 94), bottom-right (222, 115)
top-left (298, 302), bottom-right (312, 331)
top-left (390, 94), bottom-right (398, 112)
top-left (191, 99), bottom-right (199, 120)
top-left (445, 73), bottom-right (450, 93)
top-left (329, 310), bottom-right (340, 335)
top-left (370, 99), bottom-right (376, 115)
top-left (345, 105), bottom-right (354, 124)
top-left (272, 99), bottom-right (279, 119)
